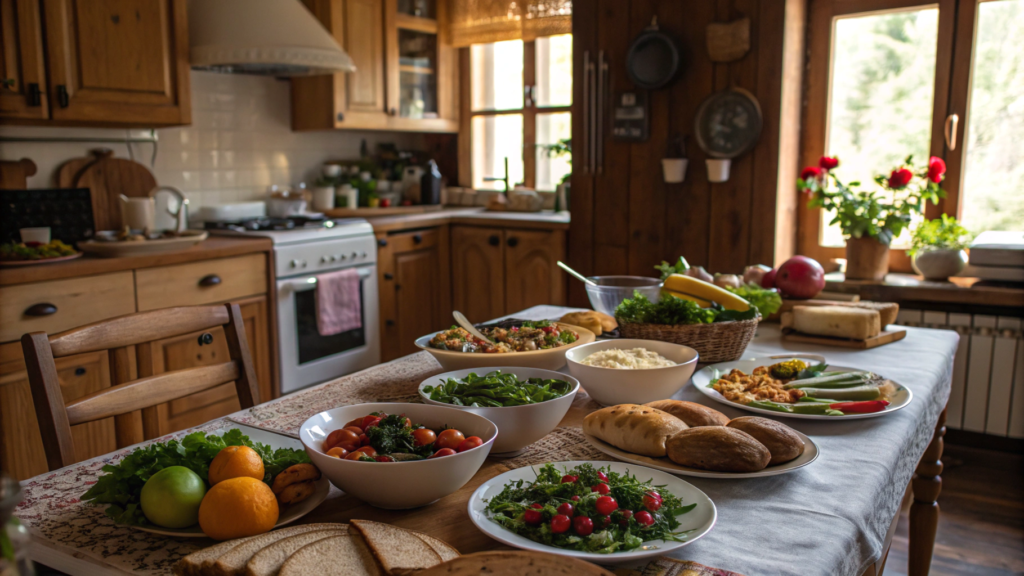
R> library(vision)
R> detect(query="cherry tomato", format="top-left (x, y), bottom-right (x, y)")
top-left (591, 483), bottom-right (610, 495)
top-left (597, 471), bottom-right (610, 482)
top-left (359, 434), bottom-right (371, 447)
top-left (570, 495), bottom-right (580, 502)
top-left (643, 492), bottom-right (663, 512)
top-left (634, 511), bottom-right (654, 527)
top-left (598, 515), bottom-right (611, 528)
top-left (343, 426), bottom-right (365, 436)
top-left (595, 496), bottom-right (618, 516)
top-left (354, 446), bottom-right (377, 457)
top-left (550, 514), bottom-right (571, 534)
top-left (556, 503), bottom-right (574, 516)
top-left (523, 509), bottom-right (542, 525)
top-left (345, 418), bottom-right (364, 430)
top-left (560, 475), bottom-right (578, 484)
top-left (400, 416), bottom-right (412, 428)
top-left (619, 510), bottom-right (633, 526)
top-left (412, 428), bottom-right (437, 447)
top-left (326, 446), bottom-right (348, 458)
top-left (362, 416), bottom-right (382, 430)
top-left (530, 503), bottom-right (543, 509)
top-left (456, 436), bottom-right (483, 453)
top-left (374, 455), bottom-right (396, 462)
top-left (428, 448), bottom-right (456, 459)
top-left (572, 516), bottom-right (593, 536)
top-left (436, 429), bottom-right (466, 450)
top-left (326, 429), bottom-right (361, 452)
top-left (345, 451), bottom-right (368, 461)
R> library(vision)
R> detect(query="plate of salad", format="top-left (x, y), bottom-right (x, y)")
top-left (691, 355), bottom-right (913, 420)
top-left (469, 461), bottom-right (716, 562)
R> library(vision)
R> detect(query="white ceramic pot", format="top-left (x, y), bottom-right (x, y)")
top-left (565, 339), bottom-right (699, 406)
top-left (418, 367), bottom-right (579, 454)
top-left (661, 158), bottom-right (688, 183)
top-left (912, 248), bottom-right (968, 281)
top-left (706, 159), bottom-right (731, 183)
top-left (311, 186), bottom-right (335, 211)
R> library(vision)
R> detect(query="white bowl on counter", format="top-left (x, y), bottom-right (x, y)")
top-left (565, 339), bottom-right (699, 406)
top-left (299, 402), bottom-right (497, 509)
top-left (418, 367), bottom-right (580, 455)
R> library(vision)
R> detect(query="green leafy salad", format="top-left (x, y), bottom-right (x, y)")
top-left (485, 463), bottom-right (696, 554)
top-left (615, 292), bottom-right (760, 325)
top-left (81, 429), bottom-right (310, 525)
top-left (726, 283), bottom-right (782, 316)
top-left (423, 370), bottom-right (573, 407)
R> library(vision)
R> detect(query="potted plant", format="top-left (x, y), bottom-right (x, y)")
top-left (541, 138), bottom-right (572, 211)
top-left (798, 155), bottom-right (947, 280)
top-left (909, 214), bottom-right (973, 280)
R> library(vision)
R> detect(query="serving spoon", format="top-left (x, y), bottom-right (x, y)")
top-left (453, 310), bottom-right (493, 342)
top-left (557, 260), bottom-right (597, 286)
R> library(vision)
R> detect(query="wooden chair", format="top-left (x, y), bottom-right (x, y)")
top-left (21, 303), bottom-right (260, 471)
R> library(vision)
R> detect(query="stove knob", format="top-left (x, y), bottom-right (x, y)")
top-left (290, 259), bottom-right (300, 268)
top-left (330, 255), bottom-right (338, 262)
top-left (339, 253), bottom-right (347, 261)
top-left (350, 251), bottom-right (358, 260)
top-left (320, 256), bottom-right (329, 264)
top-left (360, 251), bottom-right (368, 258)
top-left (300, 260), bottom-right (307, 268)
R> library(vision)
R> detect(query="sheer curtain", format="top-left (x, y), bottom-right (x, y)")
top-left (449, 0), bottom-right (571, 47)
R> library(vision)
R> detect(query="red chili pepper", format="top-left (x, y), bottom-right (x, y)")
top-left (829, 400), bottom-right (890, 413)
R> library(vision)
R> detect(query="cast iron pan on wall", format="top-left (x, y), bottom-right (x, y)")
top-left (625, 17), bottom-right (685, 90)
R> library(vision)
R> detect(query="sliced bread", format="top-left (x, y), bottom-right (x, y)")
top-left (411, 533), bottom-right (459, 562)
top-left (173, 536), bottom-right (260, 576)
top-left (211, 523), bottom-right (346, 576)
top-left (350, 520), bottom-right (441, 574)
top-left (245, 529), bottom-right (348, 576)
top-left (412, 551), bottom-right (616, 575)
top-left (279, 535), bottom-right (381, 576)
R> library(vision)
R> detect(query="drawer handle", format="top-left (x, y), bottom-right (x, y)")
top-left (198, 333), bottom-right (214, 346)
top-left (25, 303), bottom-right (57, 316)
top-left (198, 274), bottom-right (222, 287)
top-left (75, 367), bottom-right (86, 376)
top-left (488, 235), bottom-right (500, 246)
top-left (56, 84), bottom-right (69, 108)
top-left (383, 273), bottom-right (394, 280)
top-left (413, 234), bottom-right (423, 244)
top-left (507, 236), bottom-right (519, 248)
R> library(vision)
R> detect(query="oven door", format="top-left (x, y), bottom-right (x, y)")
top-left (276, 265), bottom-right (380, 394)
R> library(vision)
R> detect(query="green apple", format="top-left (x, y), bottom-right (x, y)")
top-left (140, 466), bottom-right (207, 528)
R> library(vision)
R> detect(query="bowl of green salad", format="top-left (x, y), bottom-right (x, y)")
top-left (419, 368), bottom-right (580, 455)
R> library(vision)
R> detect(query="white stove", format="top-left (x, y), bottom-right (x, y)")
top-left (206, 215), bottom-right (381, 394)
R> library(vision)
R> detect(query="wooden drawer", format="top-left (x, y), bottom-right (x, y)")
top-left (387, 227), bottom-right (441, 253)
top-left (0, 272), bottom-right (136, 343)
top-left (135, 254), bottom-right (267, 311)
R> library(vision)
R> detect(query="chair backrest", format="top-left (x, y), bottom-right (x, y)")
top-left (22, 303), bottom-right (260, 471)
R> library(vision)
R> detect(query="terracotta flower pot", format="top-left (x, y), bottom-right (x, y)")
top-left (845, 236), bottom-right (890, 280)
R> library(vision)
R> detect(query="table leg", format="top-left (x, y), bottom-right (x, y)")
top-left (909, 408), bottom-right (946, 576)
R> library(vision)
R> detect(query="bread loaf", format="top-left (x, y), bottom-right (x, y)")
top-left (665, 427), bottom-right (770, 472)
top-left (781, 306), bottom-right (881, 340)
top-left (583, 404), bottom-right (688, 457)
top-left (643, 400), bottom-right (729, 427)
top-left (726, 417), bottom-right (805, 465)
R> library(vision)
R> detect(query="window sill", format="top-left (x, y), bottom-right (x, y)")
top-left (823, 272), bottom-right (1024, 309)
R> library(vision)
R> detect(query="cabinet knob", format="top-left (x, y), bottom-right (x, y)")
top-left (74, 367), bottom-right (86, 376)
top-left (27, 83), bottom-right (41, 106)
top-left (198, 274), bottom-right (221, 287)
top-left (383, 273), bottom-right (394, 280)
top-left (507, 236), bottom-right (519, 248)
top-left (378, 238), bottom-right (388, 247)
top-left (385, 319), bottom-right (395, 327)
top-left (25, 303), bottom-right (57, 316)
top-left (56, 85), bottom-right (69, 108)
top-left (337, 112), bottom-right (345, 122)
top-left (413, 234), bottom-right (423, 244)
top-left (197, 332), bottom-right (214, 346)
top-left (488, 235), bottom-right (500, 246)
top-left (389, 107), bottom-right (397, 116)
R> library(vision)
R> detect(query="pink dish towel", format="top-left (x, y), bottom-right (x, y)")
top-left (315, 268), bottom-right (362, 336)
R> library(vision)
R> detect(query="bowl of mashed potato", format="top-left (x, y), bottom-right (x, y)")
top-left (566, 339), bottom-right (699, 406)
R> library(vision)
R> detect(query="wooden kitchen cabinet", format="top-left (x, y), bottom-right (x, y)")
top-left (0, 0), bottom-right (190, 126)
top-left (0, 0), bottom-right (48, 119)
top-left (504, 229), bottom-right (565, 314)
top-left (292, 0), bottom-right (457, 132)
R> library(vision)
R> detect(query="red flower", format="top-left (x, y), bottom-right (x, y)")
top-left (927, 157), bottom-right (946, 183)
top-left (800, 166), bottom-right (823, 180)
top-left (888, 168), bottom-right (913, 189)
top-left (819, 156), bottom-right (839, 170)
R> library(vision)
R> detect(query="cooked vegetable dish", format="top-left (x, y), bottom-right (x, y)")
top-left (428, 321), bottom-right (578, 353)
top-left (0, 240), bottom-right (76, 261)
top-left (423, 370), bottom-right (573, 407)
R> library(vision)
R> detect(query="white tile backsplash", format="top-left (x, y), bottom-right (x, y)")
top-left (0, 72), bottom-right (424, 214)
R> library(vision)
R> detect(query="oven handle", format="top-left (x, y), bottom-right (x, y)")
top-left (279, 267), bottom-right (374, 292)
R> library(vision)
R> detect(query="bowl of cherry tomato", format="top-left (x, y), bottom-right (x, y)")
top-left (299, 402), bottom-right (498, 509)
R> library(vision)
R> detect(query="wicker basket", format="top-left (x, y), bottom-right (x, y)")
top-left (617, 318), bottom-right (759, 363)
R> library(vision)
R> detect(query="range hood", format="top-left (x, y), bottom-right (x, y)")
top-left (188, 0), bottom-right (355, 76)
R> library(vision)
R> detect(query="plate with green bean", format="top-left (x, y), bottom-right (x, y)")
top-left (690, 355), bottom-right (913, 420)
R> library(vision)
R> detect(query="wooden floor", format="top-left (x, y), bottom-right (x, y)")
top-left (884, 444), bottom-right (1024, 576)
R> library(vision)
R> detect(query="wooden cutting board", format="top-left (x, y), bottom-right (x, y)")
top-left (0, 158), bottom-right (37, 189)
top-left (782, 328), bottom-right (907, 349)
top-left (60, 149), bottom-right (157, 231)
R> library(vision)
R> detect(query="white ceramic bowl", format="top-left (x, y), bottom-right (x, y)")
top-left (414, 322), bottom-right (596, 371)
top-left (565, 339), bottom-right (699, 406)
top-left (418, 367), bottom-right (579, 454)
top-left (299, 402), bottom-right (497, 509)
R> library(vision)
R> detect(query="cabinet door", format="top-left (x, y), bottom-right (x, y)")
top-left (0, 342), bottom-right (114, 480)
top-left (451, 226), bottom-right (505, 321)
top-left (41, 0), bottom-right (190, 126)
top-left (503, 229), bottom-right (566, 314)
top-left (145, 297), bottom-right (272, 436)
top-left (345, 0), bottom-right (386, 116)
top-left (0, 0), bottom-right (48, 120)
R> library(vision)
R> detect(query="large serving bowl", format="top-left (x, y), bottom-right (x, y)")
top-left (299, 402), bottom-right (497, 509)
top-left (585, 275), bottom-right (663, 317)
top-left (565, 339), bottom-right (699, 406)
top-left (415, 322), bottom-right (596, 371)
top-left (418, 367), bottom-right (580, 454)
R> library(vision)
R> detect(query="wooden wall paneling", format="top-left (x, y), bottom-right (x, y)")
top-left (567, 0), bottom-right (597, 306)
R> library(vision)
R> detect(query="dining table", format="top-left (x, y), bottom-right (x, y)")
top-left (13, 305), bottom-right (958, 576)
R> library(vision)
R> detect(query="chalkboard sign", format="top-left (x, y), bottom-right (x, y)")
top-left (0, 188), bottom-right (95, 245)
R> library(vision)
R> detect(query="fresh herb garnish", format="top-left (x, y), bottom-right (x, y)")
top-left (424, 370), bottom-right (573, 407)
top-left (654, 256), bottom-right (690, 280)
top-left (614, 292), bottom-right (717, 325)
top-left (366, 414), bottom-right (434, 457)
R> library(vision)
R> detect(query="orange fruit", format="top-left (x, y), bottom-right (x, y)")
top-left (208, 445), bottom-right (265, 485)
top-left (198, 477), bottom-right (279, 540)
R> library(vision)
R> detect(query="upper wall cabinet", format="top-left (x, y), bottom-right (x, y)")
top-left (0, 0), bottom-right (191, 127)
top-left (292, 0), bottom-right (457, 133)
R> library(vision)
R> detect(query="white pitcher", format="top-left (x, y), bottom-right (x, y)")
top-left (120, 195), bottom-right (156, 231)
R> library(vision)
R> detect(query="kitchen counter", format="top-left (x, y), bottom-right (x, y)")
top-left (825, 272), bottom-right (1024, 310)
top-left (0, 236), bottom-right (273, 287)
top-left (364, 207), bottom-right (570, 234)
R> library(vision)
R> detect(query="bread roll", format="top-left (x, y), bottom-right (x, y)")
top-left (726, 417), bottom-right (805, 465)
top-left (559, 311), bottom-right (603, 336)
top-left (644, 400), bottom-right (729, 427)
top-left (583, 404), bottom-right (688, 457)
top-left (665, 427), bottom-right (770, 472)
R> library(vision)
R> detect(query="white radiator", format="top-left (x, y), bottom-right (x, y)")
top-left (895, 310), bottom-right (1024, 437)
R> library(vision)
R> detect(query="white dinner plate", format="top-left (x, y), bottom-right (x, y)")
top-left (690, 355), bottom-right (913, 420)
top-left (583, 430), bottom-right (820, 479)
top-left (136, 425), bottom-right (330, 537)
top-left (468, 460), bottom-right (716, 563)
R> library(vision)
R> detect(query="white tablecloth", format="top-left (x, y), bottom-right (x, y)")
top-left (516, 306), bottom-right (956, 576)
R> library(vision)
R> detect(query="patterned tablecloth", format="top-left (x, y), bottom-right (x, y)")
top-left (15, 306), bottom-right (959, 576)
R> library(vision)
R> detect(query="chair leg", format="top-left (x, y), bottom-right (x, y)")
top-left (908, 408), bottom-right (946, 576)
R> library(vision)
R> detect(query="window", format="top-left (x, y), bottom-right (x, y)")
top-left (468, 34), bottom-right (572, 192)
top-left (800, 0), bottom-right (1024, 270)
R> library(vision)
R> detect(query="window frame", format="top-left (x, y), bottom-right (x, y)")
top-left (459, 37), bottom-right (572, 191)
